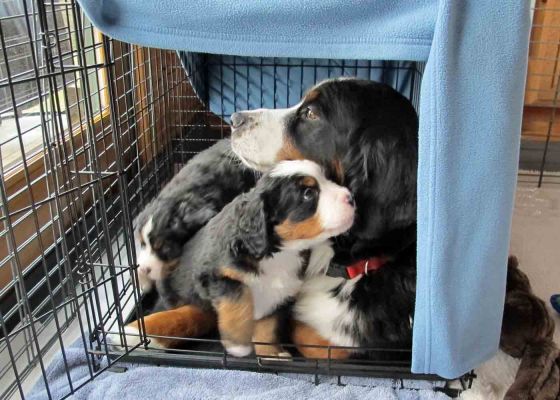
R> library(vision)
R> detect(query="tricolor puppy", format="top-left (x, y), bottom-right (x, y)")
top-left (114, 160), bottom-right (354, 356)
top-left (133, 139), bottom-right (257, 292)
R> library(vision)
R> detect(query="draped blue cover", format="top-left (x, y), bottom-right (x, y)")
top-left (77, 0), bottom-right (531, 378)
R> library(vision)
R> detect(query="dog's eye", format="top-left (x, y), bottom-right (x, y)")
top-left (304, 106), bottom-right (319, 120)
top-left (302, 187), bottom-right (317, 201)
top-left (139, 240), bottom-right (146, 249)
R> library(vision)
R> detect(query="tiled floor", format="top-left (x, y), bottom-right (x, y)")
top-left (510, 183), bottom-right (560, 342)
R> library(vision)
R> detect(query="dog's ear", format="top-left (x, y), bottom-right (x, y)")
top-left (156, 198), bottom-right (216, 245)
top-left (151, 199), bottom-right (189, 241)
top-left (343, 124), bottom-right (417, 242)
top-left (506, 255), bottom-right (532, 293)
top-left (231, 194), bottom-right (269, 259)
top-left (176, 199), bottom-right (218, 238)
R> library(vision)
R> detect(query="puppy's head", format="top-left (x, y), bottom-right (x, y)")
top-left (134, 199), bottom-right (187, 279)
top-left (230, 78), bottom-right (418, 239)
top-left (232, 160), bottom-right (355, 259)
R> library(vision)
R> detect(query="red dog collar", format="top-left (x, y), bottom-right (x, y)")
top-left (346, 256), bottom-right (388, 279)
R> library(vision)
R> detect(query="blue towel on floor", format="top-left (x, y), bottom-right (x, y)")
top-left (28, 344), bottom-right (450, 400)
top-left (76, 0), bottom-right (532, 378)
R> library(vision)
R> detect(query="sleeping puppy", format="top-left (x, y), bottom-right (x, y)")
top-left (116, 160), bottom-right (355, 357)
top-left (133, 139), bottom-right (257, 292)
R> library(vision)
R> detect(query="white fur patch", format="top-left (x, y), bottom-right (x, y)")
top-left (270, 159), bottom-right (324, 180)
top-left (294, 275), bottom-right (360, 348)
top-left (247, 241), bottom-right (334, 323)
top-left (316, 177), bottom-right (354, 236)
top-left (106, 325), bottom-right (165, 349)
top-left (230, 105), bottom-right (299, 171)
top-left (249, 251), bottom-right (304, 320)
top-left (459, 350), bottom-right (520, 400)
top-left (226, 344), bottom-right (253, 357)
top-left (135, 216), bottom-right (169, 291)
top-left (306, 242), bottom-right (335, 276)
top-left (106, 325), bottom-right (145, 349)
top-left (137, 272), bottom-right (154, 293)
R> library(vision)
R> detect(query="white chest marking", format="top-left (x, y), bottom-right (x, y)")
top-left (249, 251), bottom-right (303, 320)
top-left (294, 275), bottom-right (360, 348)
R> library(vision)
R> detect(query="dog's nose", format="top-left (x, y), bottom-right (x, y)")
top-left (231, 112), bottom-right (247, 129)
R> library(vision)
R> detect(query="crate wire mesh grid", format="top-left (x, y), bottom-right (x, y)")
top-left (0, 1), bottom-right (553, 400)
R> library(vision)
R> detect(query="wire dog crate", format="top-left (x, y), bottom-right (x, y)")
top-left (0, 1), bottom-right (555, 400)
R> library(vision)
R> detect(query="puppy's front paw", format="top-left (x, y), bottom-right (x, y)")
top-left (224, 343), bottom-right (253, 357)
top-left (137, 273), bottom-right (154, 293)
top-left (106, 325), bottom-right (143, 349)
top-left (106, 324), bottom-right (164, 349)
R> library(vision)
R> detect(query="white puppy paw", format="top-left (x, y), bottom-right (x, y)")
top-left (106, 325), bottom-right (143, 348)
top-left (225, 344), bottom-right (253, 357)
top-left (106, 325), bottom-right (164, 349)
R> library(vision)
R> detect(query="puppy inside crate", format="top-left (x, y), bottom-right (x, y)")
top-left (123, 78), bottom-right (418, 361)
top-left (128, 158), bottom-right (355, 356)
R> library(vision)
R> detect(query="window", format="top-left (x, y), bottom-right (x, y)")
top-left (0, 0), bottom-right (110, 295)
top-left (1, 0), bottom-right (109, 173)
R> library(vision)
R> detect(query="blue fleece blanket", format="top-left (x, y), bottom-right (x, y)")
top-left (28, 343), bottom-right (450, 400)
top-left (76, 0), bottom-right (532, 378)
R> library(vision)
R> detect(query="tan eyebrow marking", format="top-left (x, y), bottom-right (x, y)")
top-left (300, 176), bottom-right (318, 188)
top-left (303, 89), bottom-right (320, 103)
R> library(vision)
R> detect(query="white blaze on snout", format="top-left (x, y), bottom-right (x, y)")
top-left (230, 104), bottom-right (300, 171)
top-left (136, 217), bottom-right (167, 282)
top-left (317, 179), bottom-right (354, 236)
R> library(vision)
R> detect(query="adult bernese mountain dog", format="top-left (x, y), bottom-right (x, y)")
top-left (125, 77), bottom-right (418, 356)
